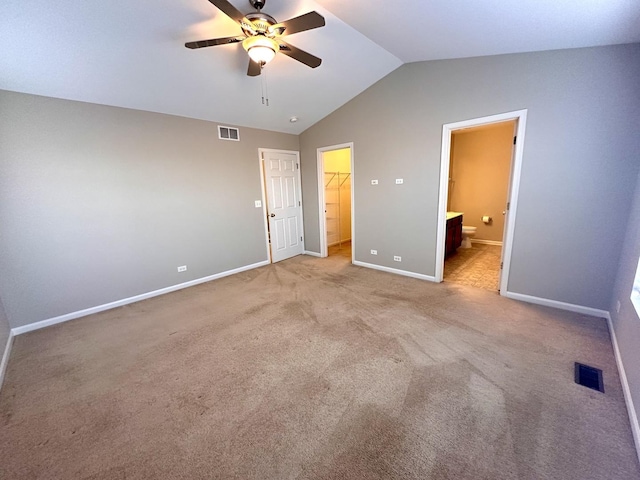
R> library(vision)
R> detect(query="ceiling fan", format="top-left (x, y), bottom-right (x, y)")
top-left (186, 0), bottom-right (325, 77)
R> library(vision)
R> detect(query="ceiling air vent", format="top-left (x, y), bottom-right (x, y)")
top-left (218, 125), bottom-right (240, 141)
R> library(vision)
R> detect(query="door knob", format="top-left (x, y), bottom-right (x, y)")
top-left (270, 213), bottom-right (275, 217)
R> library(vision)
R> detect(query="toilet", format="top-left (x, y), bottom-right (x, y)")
top-left (461, 225), bottom-right (476, 248)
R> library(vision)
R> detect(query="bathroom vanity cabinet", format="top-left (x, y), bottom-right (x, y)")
top-left (446, 213), bottom-right (463, 257)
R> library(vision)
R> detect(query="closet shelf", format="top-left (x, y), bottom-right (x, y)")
top-left (324, 170), bottom-right (350, 249)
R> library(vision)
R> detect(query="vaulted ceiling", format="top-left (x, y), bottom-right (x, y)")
top-left (1, 0), bottom-right (639, 134)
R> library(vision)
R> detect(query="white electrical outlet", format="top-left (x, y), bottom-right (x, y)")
top-left (177, 265), bottom-right (187, 272)
top-left (371, 249), bottom-right (377, 255)
top-left (394, 256), bottom-right (401, 262)
top-left (254, 200), bottom-right (262, 208)
top-left (371, 179), bottom-right (379, 185)
top-left (616, 300), bottom-right (621, 313)
top-left (395, 178), bottom-right (404, 184)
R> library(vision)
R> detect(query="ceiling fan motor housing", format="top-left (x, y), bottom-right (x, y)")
top-left (243, 12), bottom-right (277, 36)
top-left (249, 0), bottom-right (267, 11)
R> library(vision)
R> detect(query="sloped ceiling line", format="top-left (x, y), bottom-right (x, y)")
top-left (0, 0), bottom-right (638, 134)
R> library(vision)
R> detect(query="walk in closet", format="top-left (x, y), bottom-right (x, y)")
top-left (324, 171), bottom-right (351, 247)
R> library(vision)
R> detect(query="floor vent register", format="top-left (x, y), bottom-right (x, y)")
top-left (574, 362), bottom-right (604, 393)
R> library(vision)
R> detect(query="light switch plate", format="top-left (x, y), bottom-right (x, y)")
top-left (395, 178), bottom-right (404, 184)
top-left (371, 179), bottom-right (379, 185)
top-left (255, 200), bottom-right (262, 208)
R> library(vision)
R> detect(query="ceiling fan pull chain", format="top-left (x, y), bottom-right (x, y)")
top-left (261, 67), bottom-right (270, 107)
top-left (260, 68), bottom-right (265, 105)
top-left (264, 68), bottom-right (269, 107)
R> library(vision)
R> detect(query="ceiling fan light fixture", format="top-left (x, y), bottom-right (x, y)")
top-left (243, 36), bottom-right (278, 65)
top-left (186, 0), bottom-right (325, 76)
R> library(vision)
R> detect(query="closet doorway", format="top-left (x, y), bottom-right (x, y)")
top-left (317, 143), bottom-right (354, 261)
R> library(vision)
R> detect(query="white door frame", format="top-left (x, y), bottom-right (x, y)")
top-left (435, 109), bottom-right (528, 295)
top-left (316, 143), bottom-right (355, 261)
top-left (258, 148), bottom-right (305, 263)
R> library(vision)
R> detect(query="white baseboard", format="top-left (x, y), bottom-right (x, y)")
top-left (304, 251), bottom-right (322, 257)
top-left (353, 261), bottom-right (436, 282)
top-left (0, 331), bottom-right (14, 392)
top-left (11, 260), bottom-right (270, 336)
top-left (472, 239), bottom-right (503, 246)
top-left (503, 291), bottom-right (610, 319)
top-left (607, 315), bottom-right (640, 465)
top-left (504, 290), bottom-right (640, 462)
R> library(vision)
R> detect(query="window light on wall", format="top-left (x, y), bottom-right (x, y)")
top-left (631, 257), bottom-right (640, 316)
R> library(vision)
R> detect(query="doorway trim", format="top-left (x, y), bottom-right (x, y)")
top-left (258, 148), bottom-right (305, 264)
top-left (435, 109), bottom-right (528, 295)
top-left (316, 143), bottom-right (355, 261)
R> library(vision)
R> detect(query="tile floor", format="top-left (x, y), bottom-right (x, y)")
top-left (328, 240), bottom-right (352, 259)
top-left (444, 243), bottom-right (502, 292)
top-left (325, 240), bottom-right (500, 293)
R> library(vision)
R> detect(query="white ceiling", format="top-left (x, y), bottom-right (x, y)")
top-left (315, 0), bottom-right (640, 63)
top-left (1, 0), bottom-right (638, 134)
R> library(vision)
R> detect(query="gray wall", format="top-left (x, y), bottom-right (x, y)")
top-left (0, 90), bottom-right (298, 328)
top-left (300, 44), bottom-right (640, 310)
top-left (610, 169), bottom-right (640, 437)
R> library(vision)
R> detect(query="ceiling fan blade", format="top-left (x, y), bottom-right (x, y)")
top-left (278, 41), bottom-right (322, 68)
top-left (207, 0), bottom-right (247, 24)
top-left (247, 59), bottom-right (262, 76)
top-left (185, 36), bottom-right (245, 49)
top-left (271, 11), bottom-right (325, 36)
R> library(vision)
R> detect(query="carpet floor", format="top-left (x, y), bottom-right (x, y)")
top-left (1, 254), bottom-right (639, 479)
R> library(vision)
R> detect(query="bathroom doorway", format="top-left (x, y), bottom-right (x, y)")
top-left (317, 143), bottom-right (354, 261)
top-left (435, 110), bottom-right (528, 295)
top-left (444, 120), bottom-right (514, 291)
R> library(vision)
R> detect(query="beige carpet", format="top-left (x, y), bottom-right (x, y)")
top-left (1, 253), bottom-right (639, 479)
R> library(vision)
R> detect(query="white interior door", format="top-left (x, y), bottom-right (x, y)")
top-left (263, 150), bottom-right (304, 263)
top-left (498, 120), bottom-right (519, 291)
